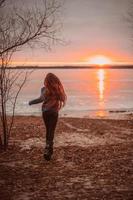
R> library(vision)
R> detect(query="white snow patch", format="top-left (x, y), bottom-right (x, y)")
top-left (54, 131), bottom-right (124, 147)
top-left (19, 138), bottom-right (44, 150)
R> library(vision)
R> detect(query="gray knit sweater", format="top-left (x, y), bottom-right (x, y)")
top-left (29, 87), bottom-right (59, 112)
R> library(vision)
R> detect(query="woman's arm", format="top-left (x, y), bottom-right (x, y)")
top-left (29, 87), bottom-right (45, 105)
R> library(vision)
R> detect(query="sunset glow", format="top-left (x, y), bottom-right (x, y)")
top-left (87, 55), bottom-right (113, 66)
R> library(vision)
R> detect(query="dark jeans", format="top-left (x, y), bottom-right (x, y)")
top-left (42, 110), bottom-right (58, 147)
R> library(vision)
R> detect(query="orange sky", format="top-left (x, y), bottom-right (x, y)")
top-left (11, 49), bottom-right (133, 66)
top-left (11, 0), bottom-right (133, 66)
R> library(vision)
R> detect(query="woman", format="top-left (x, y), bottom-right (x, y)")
top-left (29, 73), bottom-right (67, 161)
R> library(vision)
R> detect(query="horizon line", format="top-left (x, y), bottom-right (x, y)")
top-left (5, 64), bottom-right (133, 69)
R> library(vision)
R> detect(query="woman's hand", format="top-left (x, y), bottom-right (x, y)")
top-left (29, 101), bottom-right (32, 106)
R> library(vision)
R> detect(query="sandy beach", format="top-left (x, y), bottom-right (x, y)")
top-left (0, 116), bottom-right (133, 200)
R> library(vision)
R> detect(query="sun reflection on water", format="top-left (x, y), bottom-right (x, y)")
top-left (98, 69), bottom-right (105, 101)
top-left (96, 69), bottom-right (106, 117)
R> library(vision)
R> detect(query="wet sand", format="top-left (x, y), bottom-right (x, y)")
top-left (0, 116), bottom-right (133, 200)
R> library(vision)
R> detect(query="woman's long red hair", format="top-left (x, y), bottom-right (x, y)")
top-left (44, 73), bottom-right (67, 109)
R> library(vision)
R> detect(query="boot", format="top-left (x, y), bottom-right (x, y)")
top-left (44, 143), bottom-right (53, 161)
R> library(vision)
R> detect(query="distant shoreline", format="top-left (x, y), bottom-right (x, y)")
top-left (4, 64), bottom-right (133, 69)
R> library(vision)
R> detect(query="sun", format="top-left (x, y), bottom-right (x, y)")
top-left (86, 55), bottom-right (112, 66)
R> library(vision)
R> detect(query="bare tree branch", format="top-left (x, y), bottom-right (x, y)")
top-left (0, 0), bottom-right (62, 55)
top-left (0, 0), bottom-right (5, 7)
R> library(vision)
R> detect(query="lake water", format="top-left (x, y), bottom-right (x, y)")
top-left (10, 68), bottom-right (133, 117)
